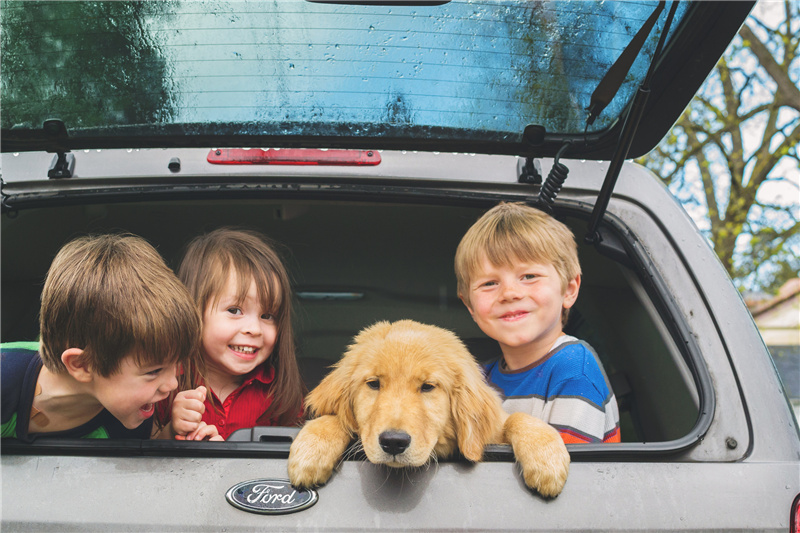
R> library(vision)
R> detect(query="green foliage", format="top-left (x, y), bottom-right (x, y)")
top-left (735, 225), bottom-right (800, 294)
top-left (0, 0), bottom-right (174, 131)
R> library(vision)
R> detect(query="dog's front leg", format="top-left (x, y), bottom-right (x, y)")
top-left (288, 415), bottom-right (352, 488)
top-left (503, 412), bottom-right (570, 498)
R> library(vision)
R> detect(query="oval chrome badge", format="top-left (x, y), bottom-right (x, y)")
top-left (225, 479), bottom-right (318, 515)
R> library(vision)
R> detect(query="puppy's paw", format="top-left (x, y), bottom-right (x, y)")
top-left (287, 445), bottom-right (336, 489)
top-left (518, 440), bottom-right (570, 498)
top-left (287, 415), bottom-right (352, 489)
top-left (504, 412), bottom-right (570, 498)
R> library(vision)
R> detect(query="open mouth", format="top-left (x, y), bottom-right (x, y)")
top-left (229, 345), bottom-right (259, 358)
top-left (139, 403), bottom-right (155, 418)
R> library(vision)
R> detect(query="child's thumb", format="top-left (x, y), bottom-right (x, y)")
top-left (196, 385), bottom-right (207, 400)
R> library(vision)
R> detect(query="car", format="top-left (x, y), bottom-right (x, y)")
top-left (2, 1), bottom-right (798, 531)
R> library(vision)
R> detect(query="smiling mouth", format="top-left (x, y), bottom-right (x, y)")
top-left (229, 345), bottom-right (258, 354)
top-left (139, 403), bottom-right (155, 418)
top-left (500, 311), bottom-right (528, 321)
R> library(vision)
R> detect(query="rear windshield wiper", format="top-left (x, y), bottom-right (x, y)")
top-left (585, 3), bottom-right (666, 127)
top-left (585, 1), bottom-right (679, 244)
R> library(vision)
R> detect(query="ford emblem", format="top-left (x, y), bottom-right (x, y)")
top-left (225, 479), bottom-right (318, 515)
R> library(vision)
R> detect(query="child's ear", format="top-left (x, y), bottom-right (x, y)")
top-left (459, 294), bottom-right (476, 320)
top-left (61, 348), bottom-right (93, 382)
top-left (562, 274), bottom-right (581, 309)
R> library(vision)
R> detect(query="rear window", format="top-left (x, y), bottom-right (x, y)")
top-left (1, 1), bottom-right (689, 143)
top-left (1, 196), bottom-right (699, 445)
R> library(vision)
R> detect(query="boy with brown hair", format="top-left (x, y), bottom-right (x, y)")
top-left (1, 234), bottom-right (214, 441)
top-left (455, 202), bottom-right (620, 444)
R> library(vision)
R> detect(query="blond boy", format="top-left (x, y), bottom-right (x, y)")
top-left (456, 202), bottom-right (620, 443)
top-left (1, 234), bottom-right (214, 441)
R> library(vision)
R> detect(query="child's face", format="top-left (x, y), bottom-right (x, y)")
top-left (202, 272), bottom-right (278, 380)
top-left (461, 256), bottom-right (579, 358)
top-left (91, 356), bottom-right (179, 429)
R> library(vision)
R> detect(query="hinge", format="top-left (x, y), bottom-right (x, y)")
top-left (48, 151), bottom-right (75, 179)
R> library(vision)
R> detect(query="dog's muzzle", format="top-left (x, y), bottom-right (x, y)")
top-left (379, 430), bottom-right (411, 456)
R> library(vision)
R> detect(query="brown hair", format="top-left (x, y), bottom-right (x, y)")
top-left (455, 202), bottom-right (581, 325)
top-left (39, 234), bottom-right (201, 377)
top-left (178, 227), bottom-right (306, 426)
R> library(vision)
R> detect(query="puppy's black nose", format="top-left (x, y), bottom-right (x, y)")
top-left (379, 430), bottom-right (411, 455)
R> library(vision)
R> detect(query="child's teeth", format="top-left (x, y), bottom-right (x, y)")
top-left (231, 345), bottom-right (256, 354)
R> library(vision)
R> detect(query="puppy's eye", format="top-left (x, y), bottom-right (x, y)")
top-left (420, 383), bottom-right (435, 393)
top-left (366, 379), bottom-right (380, 390)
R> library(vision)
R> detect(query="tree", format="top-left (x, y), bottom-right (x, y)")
top-left (1, 1), bottom-right (173, 130)
top-left (638, 0), bottom-right (799, 294)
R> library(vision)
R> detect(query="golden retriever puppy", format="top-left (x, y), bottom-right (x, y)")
top-left (288, 320), bottom-right (570, 497)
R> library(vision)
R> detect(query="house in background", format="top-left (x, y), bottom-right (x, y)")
top-left (747, 278), bottom-right (800, 421)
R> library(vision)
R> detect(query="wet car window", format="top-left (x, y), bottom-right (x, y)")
top-left (1, 0), bottom-right (688, 142)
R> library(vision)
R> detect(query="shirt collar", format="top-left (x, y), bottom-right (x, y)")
top-left (498, 335), bottom-right (580, 374)
top-left (242, 364), bottom-right (275, 387)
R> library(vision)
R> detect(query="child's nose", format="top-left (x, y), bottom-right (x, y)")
top-left (162, 369), bottom-right (179, 393)
top-left (500, 283), bottom-right (522, 301)
top-left (241, 314), bottom-right (262, 335)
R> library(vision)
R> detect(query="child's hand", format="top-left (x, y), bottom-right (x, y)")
top-left (175, 421), bottom-right (225, 442)
top-left (170, 385), bottom-right (209, 437)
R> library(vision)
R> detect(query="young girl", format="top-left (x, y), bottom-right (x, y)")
top-left (168, 227), bottom-right (306, 440)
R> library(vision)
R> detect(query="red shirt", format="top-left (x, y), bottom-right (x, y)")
top-left (201, 365), bottom-right (276, 440)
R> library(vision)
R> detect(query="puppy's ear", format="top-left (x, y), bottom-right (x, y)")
top-left (451, 349), bottom-right (505, 462)
top-left (305, 321), bottom-right (394, 434)
top-left (305, 358), bottom-right (358, 434)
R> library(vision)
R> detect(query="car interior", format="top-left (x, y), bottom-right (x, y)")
top-left (1, 197), bottom-right (700, 444)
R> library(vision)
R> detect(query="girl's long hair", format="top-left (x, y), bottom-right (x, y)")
top-left (177, 227), bottom-right (306, 426)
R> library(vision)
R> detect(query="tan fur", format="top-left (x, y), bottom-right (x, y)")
top-left (288, 320), bottom-right (570, 497)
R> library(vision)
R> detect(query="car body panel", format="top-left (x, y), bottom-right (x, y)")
top-left (2, 455), bottom-right (797, 532)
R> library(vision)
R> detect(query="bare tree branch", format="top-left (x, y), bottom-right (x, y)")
top-left (642, 6), bottom-right (800, 290)
top-left (739, 24), bottom-right (800, 112)
top-left (755, 117), bottom-right (800, 183)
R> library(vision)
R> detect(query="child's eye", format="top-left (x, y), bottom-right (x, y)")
top-left (480, 280), bottom-right (497, 288)
top-left (226, 307), bottom-right (242, 315)
top-left (145, 367), bottom-right (163, 377)
top-left (261, 313), bottom-right (274, 321)
top-left (522, 274), bottom-right (538, 280)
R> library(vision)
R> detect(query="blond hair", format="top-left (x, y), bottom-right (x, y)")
top-left (39, 234), bottom-right (201, 377)
top-left (455, 203), bottom-right (581, 324)
top-left (178, 227), bottom-right (306, 426)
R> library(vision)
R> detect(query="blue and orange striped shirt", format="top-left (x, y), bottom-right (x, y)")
top-left (484, 336), bottom-right (621, 444)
